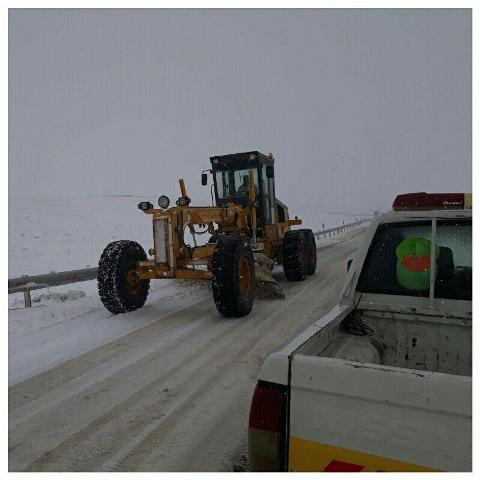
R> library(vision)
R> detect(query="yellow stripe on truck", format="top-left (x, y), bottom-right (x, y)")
top-left (288, 436), bottom-right (439, 472)
top-left (464, 193), bottom-right (472, 209)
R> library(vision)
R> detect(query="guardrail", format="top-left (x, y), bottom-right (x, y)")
top-left (9, 218), bottom-right (370, 308)
top-left (313, 218), bottom-right (370, 239)
top-left (8, 268), bottom-right (98, 308)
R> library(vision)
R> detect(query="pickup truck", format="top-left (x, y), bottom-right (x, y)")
top-left (248, 192), bottom-right (472, 472)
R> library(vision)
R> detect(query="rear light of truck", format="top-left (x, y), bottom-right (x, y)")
top-left (248, 380), bottom-right (288, 471)
top-left (392, 192), bottom-right (472, 211)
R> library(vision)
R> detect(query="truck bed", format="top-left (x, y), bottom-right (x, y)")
top-left (299, 308), bottom-right (471, 376)
top-left (288, 307), bottom-right (472, 471)
top-left (289, 353), bottom-right (472, 471)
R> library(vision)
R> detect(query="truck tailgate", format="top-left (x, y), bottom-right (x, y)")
top-left (288, 355), bottom-right (471, 472)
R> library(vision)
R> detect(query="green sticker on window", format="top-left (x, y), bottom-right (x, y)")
top-left (395, 236), bottom-right (439, 291)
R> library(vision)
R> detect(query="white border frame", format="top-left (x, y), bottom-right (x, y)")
top-left (2, 3), bottom-right (476, 479)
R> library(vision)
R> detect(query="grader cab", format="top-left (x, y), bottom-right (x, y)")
top-left (97, 151), bottom-right (317, 318)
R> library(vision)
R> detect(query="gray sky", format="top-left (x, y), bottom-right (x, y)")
top-left (9, 9), bottom-right (471, 213)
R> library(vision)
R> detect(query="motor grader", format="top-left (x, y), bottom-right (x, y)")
top-left (97, 151), bottom-right (317, 317)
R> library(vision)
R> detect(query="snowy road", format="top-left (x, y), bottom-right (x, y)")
top-left (9, 228), bottom-right (365, 472)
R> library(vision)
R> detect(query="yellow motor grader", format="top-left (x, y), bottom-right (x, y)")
top-left (97, 151), bottom-right (317, 317)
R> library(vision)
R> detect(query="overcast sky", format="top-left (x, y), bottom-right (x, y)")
top-left (9, 9), bottom-right (471, 214)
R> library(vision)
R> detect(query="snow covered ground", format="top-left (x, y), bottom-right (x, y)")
top-left (8, 195), bottom-right (367, 278)
top-left (8, 194), bottom-right (368, 384)
top-left (9, 279), bottom-right (210, 385)
top-left (9, 228), bottom-right (366, 471)
top-left (9, 195), bottom-right (157, 278)
top-left (8, 197), bottom-right (368, 470)
top-left (8, 194), bottom-right (365, 306)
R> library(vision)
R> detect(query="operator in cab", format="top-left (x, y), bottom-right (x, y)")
top-left (237, 174), bottom-right (258, 198)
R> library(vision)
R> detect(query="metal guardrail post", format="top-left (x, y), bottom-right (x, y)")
top-left (22, 275), bottom-right (32, 308)
top-left (24, 290), bottom-right (32, 308)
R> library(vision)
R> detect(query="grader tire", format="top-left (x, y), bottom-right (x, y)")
top-left (208, 234), bottom-right (221, 244)
top-left (97, 240), bottom-right (150, 314)
top-left (301, 228), bottom-right (317, 275)
top-left (282, 230), bottom-right (307, 281)
top-left (212, 237), bottom-right (255, 317)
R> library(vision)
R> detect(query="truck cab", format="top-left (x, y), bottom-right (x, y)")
top-left (206, 151), bottom-right (302, 262)
top-left (209, 151), bottom-right (277, 234)
top-left (248, 192), bottom-right (472, 472)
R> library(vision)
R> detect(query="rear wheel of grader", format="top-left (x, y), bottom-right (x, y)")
top-left (301, 228), bottom-right (317, 275)
top-left (282, 230), bottom-right (307, 281)
top-left (212, 236), bottom-right (255, 317)
top-left (97, 240), bottom-right (150, 314)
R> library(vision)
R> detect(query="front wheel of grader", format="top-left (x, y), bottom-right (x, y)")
top-left (97, 240), bottom-right (150, 314)
top-left (211, 236), bottom-right (255, 317)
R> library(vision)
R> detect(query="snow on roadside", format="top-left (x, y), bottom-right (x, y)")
top-left (8, 195), bottom-right (161, 277)
top-left (8, 194), bottom-right (368, 384)
top-left (9, 221), bottom-right (367, 342)
top-left (8, 279), bottom-right (210, 385)
top-left (9, 196), bottom-right (365, 278)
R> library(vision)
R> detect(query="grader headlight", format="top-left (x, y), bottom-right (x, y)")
top-left (176, 196), bottom-right (190, 207)
top-left (158, 195), bottom-right (170, 209)
top-left (138, 201), bottom-right (153, 211)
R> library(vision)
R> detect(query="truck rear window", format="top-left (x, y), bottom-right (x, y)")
top-left (357, 219), bottom-right (471, 301)
top-left (435, 220), bottom-right (472, 300)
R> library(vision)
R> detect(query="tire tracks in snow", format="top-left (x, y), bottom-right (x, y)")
top-left (9, 231), bottom-right (364, 471)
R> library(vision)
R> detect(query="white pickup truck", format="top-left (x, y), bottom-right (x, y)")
top-left (248, 193), bottom-right (472, 472)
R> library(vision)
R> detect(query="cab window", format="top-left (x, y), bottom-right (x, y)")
top-left (434, 219), bottom-right (471, 300)
top-left (357, 221), bottom-right (433, 297)
top-left (233, 169), bottom-right (259, 198)
top-left (262, 164), bottom-right (274, 225)
top-left (215, 171), bottom-right (232, 199)
top-left (357, 219), bottom-right (472, 301)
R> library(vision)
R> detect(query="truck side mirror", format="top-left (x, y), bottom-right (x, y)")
top-left (201, 173), bottom-right (208, 186)
top-left (266, 165), bottom-right (274, 178)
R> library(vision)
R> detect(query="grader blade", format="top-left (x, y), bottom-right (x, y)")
top-left (254, 253), bottom-right (285, 300)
